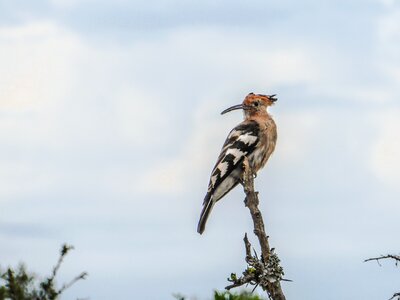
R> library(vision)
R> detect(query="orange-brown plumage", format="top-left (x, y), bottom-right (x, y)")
top-left (197, 92), bottom-right (278, 234)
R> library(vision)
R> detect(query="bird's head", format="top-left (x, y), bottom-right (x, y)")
top-left (221, 93), bottom-right (277, 116)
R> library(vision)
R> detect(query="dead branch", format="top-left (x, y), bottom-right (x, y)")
top-left (364, 254), bottom-right (400, 266)
top-left (365, 254), bottom-right (400, 300)
top-left (57, 272), bottom-right (88, 295)
top-left (226, 158), bottom-right (286, 300)
top-left (43, 244), bottom-right (88, 298)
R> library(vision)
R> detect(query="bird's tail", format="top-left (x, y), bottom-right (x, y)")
top-left (197, 195), bottom-right (214, 234)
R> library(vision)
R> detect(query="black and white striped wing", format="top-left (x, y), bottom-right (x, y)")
top-left (205, 120), bottom-right (260, 202)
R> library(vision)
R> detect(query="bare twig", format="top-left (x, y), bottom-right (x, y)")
top-left (365, 254), bottom-right (400, 300)
top-left (225, 234), bottom-right (260, 290)
top-left (226, 158), bottom-right (286, 300)
top-left (364, 254), bottom-right (400, 266)
top-left (41, 244), bottom-right (88, 298)
top-left (53, 244), bottom-right (74, 278)
top-left (57, 272), bottom-right (88, 295)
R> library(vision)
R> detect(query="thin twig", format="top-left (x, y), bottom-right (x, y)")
top-left (52, 244), bottom-right (74, 278)
top-left (57, 272), bottom-right (88, 295)
top-left (364, 255), bottom-right (400, 266)
top-left (365, 254), bottom-right (400, 300)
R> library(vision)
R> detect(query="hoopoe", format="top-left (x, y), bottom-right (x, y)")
top-left (197, 93), bottom-right (277, 234)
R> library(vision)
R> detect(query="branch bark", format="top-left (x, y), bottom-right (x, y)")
top-left (365, 254), bottom-right (400, 300)
top-left (226, 158), bottom-right (286, 300)
top-left (364, 254), bottom-right (400, 266)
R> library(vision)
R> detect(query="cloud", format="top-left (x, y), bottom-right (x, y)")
top-left (0, 21), bottom-right (84, 198)
top-left (0, 19), bottom-right (172, 191)
top-left (112, 87), bottom-right (170, 147)
top-left (376, 7), bottom-right (400, 85)
top-left (137, 104), bottom-right (323, 196)
top-left (1, 5), bottom-right (400, 300)
top-left (378, 0), bottom-right (399, 8)
top-left (118, 26), bottom-right (327, 195)
top-left (0, 21), bottom-right (79, 111)
top-left (136, 97), bottom-right (230, 195)
top-left (368, 9), bottom-right (400, 186)
top-left (275, 110), bottom-right (322, 165)
top-left (370, 109), bottom-right (400, 187)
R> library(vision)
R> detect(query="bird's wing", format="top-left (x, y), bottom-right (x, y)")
top-left (205, 120), bottom-right (260, 202)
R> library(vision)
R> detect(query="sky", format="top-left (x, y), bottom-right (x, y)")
top-left (0, 0), bottom-right (400, 299)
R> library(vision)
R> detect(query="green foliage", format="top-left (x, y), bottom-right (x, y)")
top-left (214, 290), bottom-right (265, 300)
top-left (0, 244), bottom-right (87, 300)
top-left (173, 290), bottom-right (265, 300)
top-left (0, 265), bottom-right (39, 300)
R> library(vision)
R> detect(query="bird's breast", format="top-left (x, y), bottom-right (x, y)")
top-left (248, 119), bottom-right (277, 173)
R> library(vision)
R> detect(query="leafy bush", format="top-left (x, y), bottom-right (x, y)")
top-left (0, 244), bottom-right (87, 300)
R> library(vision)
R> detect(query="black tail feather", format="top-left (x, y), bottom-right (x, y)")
top-left (197, 195), bottom-right (214, 234)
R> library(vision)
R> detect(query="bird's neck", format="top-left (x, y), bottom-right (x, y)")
top-left (245, 110), bottom-right (272, 124)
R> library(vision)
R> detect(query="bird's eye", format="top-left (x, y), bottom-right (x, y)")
top-left (254, 101), bottom-right (259, 107)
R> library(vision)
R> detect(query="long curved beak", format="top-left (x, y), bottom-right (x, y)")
top-left (221, 104), bottom-right (250, 115)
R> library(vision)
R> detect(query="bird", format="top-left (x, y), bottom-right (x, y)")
top-left (197, 92), bottom-right (278, 234)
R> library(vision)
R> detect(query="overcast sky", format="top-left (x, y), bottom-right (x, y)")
top-left (1, 0), bottom-right (400, 299)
